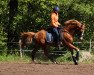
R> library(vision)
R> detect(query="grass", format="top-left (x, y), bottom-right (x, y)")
top-left (0, 52), bottom-right (72, 64)
top-left (0, 51), bottom-right (94, 64)
top-left (0, 54), bottom-right (31, 63)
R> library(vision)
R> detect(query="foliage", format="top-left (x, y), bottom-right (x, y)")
top-left (0, 0), bottom-right (94, 54)
top-left (0, 26), bottom-right (7, 54)
top-left (0, 0), bottom-right (8, 54)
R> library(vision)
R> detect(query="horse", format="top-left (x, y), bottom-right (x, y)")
top-left (19, 19), bottom-right (85, 65)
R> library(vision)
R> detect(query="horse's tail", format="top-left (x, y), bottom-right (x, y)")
top-left (19, 32), bottom-right (36, 57)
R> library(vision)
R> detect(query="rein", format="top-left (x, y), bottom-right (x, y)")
top-left (59, 27), bottom-right (70, 34)
top-left (62, 30), bottom-right (70, 34)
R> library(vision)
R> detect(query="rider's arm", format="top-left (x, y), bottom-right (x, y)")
top-left (56, 21), bottom-right (61, 26)
top-left (56, 14), bottom-right (61, 26)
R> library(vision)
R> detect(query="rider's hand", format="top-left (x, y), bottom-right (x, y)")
top-left (58, 25), bottom-right (62, 28)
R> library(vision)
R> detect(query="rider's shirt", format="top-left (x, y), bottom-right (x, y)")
top-left (50, 12), bottom-right (60, 28)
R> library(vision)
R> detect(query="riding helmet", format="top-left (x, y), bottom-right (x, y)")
top-left (53, 6), bottom-right (60, 11)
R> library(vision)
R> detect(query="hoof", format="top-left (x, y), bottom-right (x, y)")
top-left (53, 61), bottom-right (58, 64)
top-left (74, 62), bottom-right (78, 65)
top-left (31, 60), bottom-right (37, 64)
top-left (50, 59), bottom-right (56, 64)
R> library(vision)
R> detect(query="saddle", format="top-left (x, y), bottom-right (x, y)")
top-left (46, 26), bottom-right (62, 43)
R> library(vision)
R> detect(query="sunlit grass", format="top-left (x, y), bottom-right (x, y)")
top-left (0, 51), bottom-right (94, 64)
top-left (0, 54), bottom-right (31, 63)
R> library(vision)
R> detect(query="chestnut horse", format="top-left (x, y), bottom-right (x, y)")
top-left (19, 20), bottom-right (85, 65)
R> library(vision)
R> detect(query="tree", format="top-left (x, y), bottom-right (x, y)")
top-left (0, 0), bottom-right (94, 52)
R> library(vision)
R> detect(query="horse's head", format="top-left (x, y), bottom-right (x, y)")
top-left (77, 23), bottom-right (85, 41)
top-left (64, 20), bottom-right (85, 41)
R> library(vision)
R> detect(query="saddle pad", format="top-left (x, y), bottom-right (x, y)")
top-left (46, 32), bottom-right (53, 43)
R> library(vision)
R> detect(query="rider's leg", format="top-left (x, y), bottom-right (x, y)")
top-left (53, 28), bottom-right (59, 42)
top-left (53, 28), bottom-right (60, 50)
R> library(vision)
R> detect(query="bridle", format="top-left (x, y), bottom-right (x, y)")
top-left (76, 24), bottom-right (85, 40)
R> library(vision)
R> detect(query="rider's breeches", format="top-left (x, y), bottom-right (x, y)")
top-left (53, 27), bottom-right (59, 42)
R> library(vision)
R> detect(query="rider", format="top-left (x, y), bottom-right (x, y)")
top-left (50, 6), bottom-right (61, 45)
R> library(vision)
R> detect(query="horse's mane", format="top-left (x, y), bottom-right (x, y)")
top-left (64, 19), bottom-right (82, 27)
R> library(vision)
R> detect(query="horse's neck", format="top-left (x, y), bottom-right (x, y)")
top-left (64, 26), bottom-right (76, 36)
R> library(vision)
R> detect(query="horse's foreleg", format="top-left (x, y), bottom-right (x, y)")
top-left (66, 43), bottom-right (80, 65)
top-left (76, 51), bottom-right (79, 60)
top-left (69, 44), bottom-right (80, 61)
top-left (71, 51), bottom-right (78, 65)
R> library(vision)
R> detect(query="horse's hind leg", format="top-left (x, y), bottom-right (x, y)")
top-left (43, 47), bottom-right (56, 63)
top-left (31, 48), bottom-right (38, 63)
